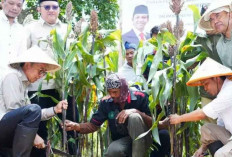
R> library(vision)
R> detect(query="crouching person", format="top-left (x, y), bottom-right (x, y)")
top-left (170, 58), bottom-right (232, 157)
top-left (65, 73), bottom-right (152, 157)
top-left (0, 46), bottom-right (68, 157)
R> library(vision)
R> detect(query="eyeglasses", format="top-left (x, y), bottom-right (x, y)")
top-left (40, 5), bottom-right (59, 11)
top-left (38, 69), bottom-right (47, 77)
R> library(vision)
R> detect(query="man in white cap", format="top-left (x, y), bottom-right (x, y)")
top-left (0, 45), bottom-right (68, 157)
top-left (169, 57), bottom-right (232, 157)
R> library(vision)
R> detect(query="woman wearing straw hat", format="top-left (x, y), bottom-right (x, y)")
top-left (0, 45), bottom-right (68, 157)
top-left (169, 58), bottom-right (232, 157)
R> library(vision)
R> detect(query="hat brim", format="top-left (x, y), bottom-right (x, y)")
top-left (9, 46), bottom-right (61, 72)
top-left (186, 57), bottom-right (232, 86)
top-left (186, 73), bottom-right (232, 86)
top-left (198, 0), bottom-right (232, 31)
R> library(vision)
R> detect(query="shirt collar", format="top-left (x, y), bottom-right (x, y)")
top-left (18, 68), bottom-right (30, 86)
top-left (39, 17), bottom-right (61, 27)
top-left (107, 89), bottom-right (136, 103)
top-left (0, 10), bottom-right (17, 24)
top-left (133, 27), bottom-right (146, 38)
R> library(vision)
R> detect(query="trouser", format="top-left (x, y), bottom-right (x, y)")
top-left (28, 89), bottom-right (79, 156)
top-left (105, 113), bottom-right (152, 157)
top-left (150, 129), bottom-right (170, 157)
top-left (0, 104), bottom-right (41, 157)
top-left (201, 123), bottom-right (232, 157)
top-left (201, 97), bottom-right (216, 124)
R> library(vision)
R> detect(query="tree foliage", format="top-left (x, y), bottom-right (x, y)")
top-left (24, 0), bottom-right (119, 29)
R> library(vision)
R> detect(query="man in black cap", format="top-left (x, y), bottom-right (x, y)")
top-left (122, 5), bottom-right (150, 47)
top-left (25, 0), bottom-right (79, 156)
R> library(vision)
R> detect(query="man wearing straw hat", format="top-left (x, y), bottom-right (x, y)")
top-left (0, 45), bottom-right (68, 157)
top-left (25, 0), bottom-right (79, 155)
top-left (169, 58), bottom-right (232, 157)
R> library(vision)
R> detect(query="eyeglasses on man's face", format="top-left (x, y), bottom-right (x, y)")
top-left (40, 5), bottom-right (59, 11)
top-left (38, 68), bottom-right (47, 77)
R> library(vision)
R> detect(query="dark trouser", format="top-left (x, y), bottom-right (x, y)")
top-left (105, 113), bottom-right (152, 157)
top-left (150, 129), bottom-right (170, 157)
top-left (28, 89), bottom-right (79, 156)
top-left (0, 104), bottom-right (41, 157)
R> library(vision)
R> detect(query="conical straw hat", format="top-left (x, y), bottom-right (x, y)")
top-left (186, 57), bottom-right (232, 86)
top-left (9, 45), bottom-right (60, 72)
top-left (198, 0), bottom-right (232, 31)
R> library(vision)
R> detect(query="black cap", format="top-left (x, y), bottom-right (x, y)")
top-left (133, 5), bottom-right (149, 17)
top-left (39, 0), bottom-right (58, 4)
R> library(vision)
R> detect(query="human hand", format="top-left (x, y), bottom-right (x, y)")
top-left (159, 117), bottom-right (170, 129)
top-left (54, 100), bottom-right (68, 114)
top-left (65, 120), bottom-right (80, 131)
top-left (116, 109), bottom-right (137, 124)
top-left (34, 134), bottom-right (45, 149)
top-left (192, 145), bottom-right (207, 157)
top-left (169, 114), bottom-right (182, 124)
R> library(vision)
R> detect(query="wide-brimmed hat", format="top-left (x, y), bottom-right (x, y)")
top-left (9, 46), bottom-right (60, 72)
top-left (186, 57), bottom-right (232, 86)
top-left (198, 0), bottom-right (232, 31)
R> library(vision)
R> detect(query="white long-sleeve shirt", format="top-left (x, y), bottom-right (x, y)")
top-left (0, 68), bottom-right (55, 120)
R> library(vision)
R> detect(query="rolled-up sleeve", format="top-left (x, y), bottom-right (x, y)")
top-left (41, 107), bottom-right (56, 121)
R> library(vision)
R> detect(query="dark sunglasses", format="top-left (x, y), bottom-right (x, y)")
top-left (40, 5), bottom-right (59, 11)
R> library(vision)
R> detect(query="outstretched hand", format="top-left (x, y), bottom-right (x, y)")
top-left (64, 120), bottom-right (79, 131)
top-left (169, 114), bottom-right (181, 125)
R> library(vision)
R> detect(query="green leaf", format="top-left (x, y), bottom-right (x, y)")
top-left (51, 29), bottom-right (65, 60)
top-left (63, 23), bottom-right (72, 46)
top-left (76, 41), bottom-right (94, 64)
top-left (188, 5), bottom-right (201, 33)
top-left (105, 51), bottom-right (119, 72)
top-left (162, 31), bottom-right (177, 45)
top-left (37, 93), bottom-right (59, 104)
top-left (147, 34), bottom-right (163, 82)
top-left (64, 49), bottom-right (77, 70)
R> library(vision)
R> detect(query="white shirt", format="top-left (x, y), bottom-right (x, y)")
top-left (0, 11), bottom-right (27, 71)
top-left (133, 26), bottom-right (148, 41)
top-left (203, 79), bottom-right (232, 134)
top-left (118, 63), bottom-right (141, 85)
top-left (0, 68), bottom-right (55, 120)
top-left (25, 18), bottom-right (67, 91)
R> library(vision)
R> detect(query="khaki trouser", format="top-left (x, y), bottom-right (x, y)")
top-left (201, 123), bottom-right (232, 157)
top-left (201, 97), bottom-right (216, 124)
top-left (104, 113), bottom-right (152, 157)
